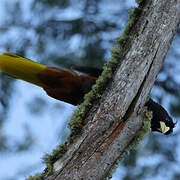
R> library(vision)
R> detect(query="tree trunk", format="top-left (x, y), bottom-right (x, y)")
top-left (44, 0), bottom-right (180, 179)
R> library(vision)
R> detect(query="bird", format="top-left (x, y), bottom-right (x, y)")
top-left (0, 52), bottom-right (175, 135)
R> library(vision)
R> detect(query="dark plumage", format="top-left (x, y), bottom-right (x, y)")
top-left (145, 99), bottom-right (175, 135)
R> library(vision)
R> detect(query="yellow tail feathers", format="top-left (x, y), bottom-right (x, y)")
top-left (0, 52), bottom-right (47, 87)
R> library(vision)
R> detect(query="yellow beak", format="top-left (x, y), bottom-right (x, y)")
top-left (0, 52), bottom-right (47, 87)
top-left (159, 121), bottom-right (170, 134)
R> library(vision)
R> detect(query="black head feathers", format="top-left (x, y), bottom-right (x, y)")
top-left (146, 99), bottom-right (176, 135)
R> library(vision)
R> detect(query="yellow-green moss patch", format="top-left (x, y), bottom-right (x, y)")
top-left (28, 173), bottom-right (44, 180)
top-left (43, 144), bottom-right (68, 175)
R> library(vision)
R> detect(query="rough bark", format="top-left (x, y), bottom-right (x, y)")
top-left (45, 0), bottom-right (180, 179)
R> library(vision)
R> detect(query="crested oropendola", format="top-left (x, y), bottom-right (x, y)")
top-left (0, 52), bottom-right (176, 135)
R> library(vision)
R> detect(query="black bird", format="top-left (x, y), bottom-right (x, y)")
top-left (145, 99), bottom-right (175, 135)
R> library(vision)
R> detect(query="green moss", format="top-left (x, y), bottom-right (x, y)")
top-left (124, 8), bottom-right (142, 35)
top-left (136, 0), bottom-right (144, 4)
top-left (107, 108), bottom-right (151, 179)
top-left (28, 173), bottom-right (44, 180)
top-left (43, 144), bottom-right (68, 174)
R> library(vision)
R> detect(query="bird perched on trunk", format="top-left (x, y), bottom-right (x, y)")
top-left (0, 52), bottom-right (175, 135)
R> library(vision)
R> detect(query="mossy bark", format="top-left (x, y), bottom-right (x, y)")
top-left (32, 0), bottom-right (180, 179)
